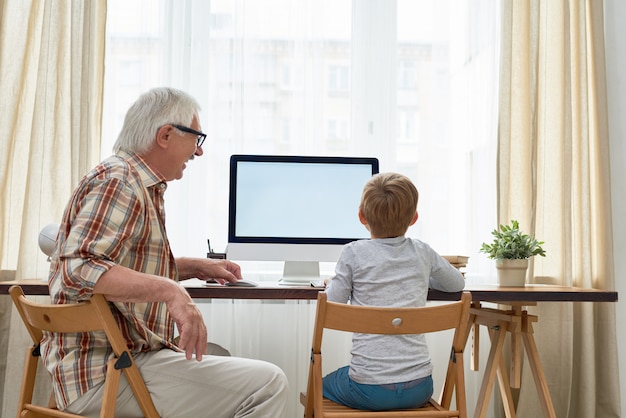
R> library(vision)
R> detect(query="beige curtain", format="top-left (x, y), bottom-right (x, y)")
top-left (497, 1), bottom-right (619, 417)
top-left (0, 1), bottom-right (106, 416)
top-left (0, 270), bottom-right (15, 415)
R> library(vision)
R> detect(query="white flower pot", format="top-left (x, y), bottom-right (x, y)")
top-left (496, 259), bottom-right (529, 287)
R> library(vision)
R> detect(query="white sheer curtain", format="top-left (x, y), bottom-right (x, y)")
top-left (103, 1), bottom-right (499, 416)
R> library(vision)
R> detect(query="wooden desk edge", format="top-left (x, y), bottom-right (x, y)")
top-left (0, 280), bottom-right (321, 300)
top-left (0, 280), bottom-right (49, 296)
top-left (0, 281), bottom-right (618, 302)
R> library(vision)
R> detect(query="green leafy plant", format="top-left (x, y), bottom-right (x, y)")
top-left (480, 220), bottom-right (546, 260)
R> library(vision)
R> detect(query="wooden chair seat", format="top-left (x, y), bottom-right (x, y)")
top-left (299, 392), bottom-right (462, 417)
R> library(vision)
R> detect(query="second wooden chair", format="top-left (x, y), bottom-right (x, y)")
top-left (300, 291), bottom-right (471, 418)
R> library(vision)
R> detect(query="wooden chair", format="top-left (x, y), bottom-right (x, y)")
top-left (300, 291), bottom-right (471, 418)
top-left (9, 285), bottom-right (159, 418)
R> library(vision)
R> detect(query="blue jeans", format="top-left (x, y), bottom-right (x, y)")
top-left (322, 366), bottom-right (433, 411)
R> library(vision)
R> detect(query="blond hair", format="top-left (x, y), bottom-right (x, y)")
top-left (359, 172), bottom-right (419, 238)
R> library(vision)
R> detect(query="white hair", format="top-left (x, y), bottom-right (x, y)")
top-left (113, 87), bottom-right (202, 155)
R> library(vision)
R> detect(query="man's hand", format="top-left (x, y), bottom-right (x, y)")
top-left (93, 265), bottom-right (210, 360)
top-left (177, 257), bottom-right (243, 285)
top-left (166, 283), bottom-right (208, 361)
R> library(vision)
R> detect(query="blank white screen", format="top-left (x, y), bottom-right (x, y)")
top-left (234, 161), bottom-right (371, 240)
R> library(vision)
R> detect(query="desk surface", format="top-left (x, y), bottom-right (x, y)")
top-left (0, 279), bottom-right (618, 303)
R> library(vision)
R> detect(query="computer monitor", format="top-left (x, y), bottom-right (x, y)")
top-left (227, 154), bottom-right (380, 285)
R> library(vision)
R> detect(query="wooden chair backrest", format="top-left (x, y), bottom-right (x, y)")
top-left (313, 292), bottom-right (470, 351)
top-left (9, 285), bottom-right (159, 418)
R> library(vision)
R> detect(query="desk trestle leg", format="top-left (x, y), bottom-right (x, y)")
top-left (521, 317), bottom-right (556, 418)
top-left (469, 305), bottom-right (556, 418)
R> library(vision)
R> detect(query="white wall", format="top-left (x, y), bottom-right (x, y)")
top-left (604, 1), bottom-right (626, 415)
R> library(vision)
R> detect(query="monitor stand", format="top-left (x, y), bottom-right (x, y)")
top-left (279, 261), bottom-right (320, 286)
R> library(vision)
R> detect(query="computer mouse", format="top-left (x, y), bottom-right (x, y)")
top-left (225, 279), bottom-right (258, 287)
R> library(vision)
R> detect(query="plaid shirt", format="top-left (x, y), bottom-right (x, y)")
top-left (42, 151), bottom-right (178, 409)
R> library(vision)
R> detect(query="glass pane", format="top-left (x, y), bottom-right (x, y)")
top-left (102, 0), bottom-right (499, 280)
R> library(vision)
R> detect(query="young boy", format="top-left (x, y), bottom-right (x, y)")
top-left (323, 172), bottom-right (465, 411)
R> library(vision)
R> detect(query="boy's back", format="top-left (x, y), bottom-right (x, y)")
top-left (325, 236), bottom-right (464, 384)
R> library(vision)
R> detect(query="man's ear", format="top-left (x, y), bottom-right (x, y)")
top-left (154, 125), bottom-right (173, 149)
top-left (409, 211), bottom-right (418, 226)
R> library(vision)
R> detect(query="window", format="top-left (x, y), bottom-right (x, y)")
top-left (398, 60), bottom-right (418, 90)
top-left (103, 0), bottom-right (500, 280)
top-left (397, 109), bottom-right (418, 142)
top-left (327, 64), bottom-right (350, 93)
top-left (102, 3), bottom-right (500, 416)
top-left (327, 119), bottom-right (349, 141)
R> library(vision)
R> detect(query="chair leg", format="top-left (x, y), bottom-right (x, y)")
top-left (17, 347), bottom-right (40, 415)
top-left (455, 355), bottom-right (468, 418)
top-left (100, 363), bottom-right (122, 418)
top-left (302, 356), bottom-right (315, 418)
top-left (440, 350), bottom-right (457, 408)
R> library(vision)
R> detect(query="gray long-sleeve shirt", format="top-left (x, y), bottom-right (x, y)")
top-left (325, 236), bottom-right (465, 385)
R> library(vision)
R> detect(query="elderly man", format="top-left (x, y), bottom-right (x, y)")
top-left (43, 87), bottom-right (288, 417)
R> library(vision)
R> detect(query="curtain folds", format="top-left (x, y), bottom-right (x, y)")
top-left (497, 1), bottom-right (619, 417)
top-left (0, 0), bottom-right (106, 278)
top-left (0, 1), bottom-right (106, 416)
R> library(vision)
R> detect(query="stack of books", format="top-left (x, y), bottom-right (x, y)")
top-left (442, 255), bottom-right (469, 276)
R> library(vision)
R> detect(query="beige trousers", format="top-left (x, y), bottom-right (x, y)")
top-left (65, 347), bottom-right (289, 418)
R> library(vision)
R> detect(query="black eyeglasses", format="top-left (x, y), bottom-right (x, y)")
top-left (171, 124), bottom-right (207, 148)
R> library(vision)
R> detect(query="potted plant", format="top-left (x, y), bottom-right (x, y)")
top-left (480, 220), bottom-right (546, 286)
